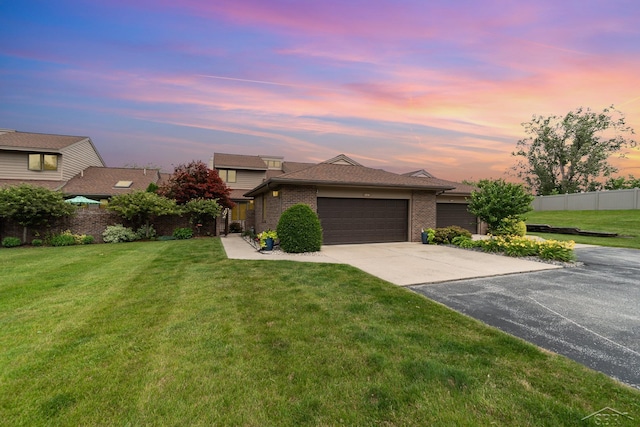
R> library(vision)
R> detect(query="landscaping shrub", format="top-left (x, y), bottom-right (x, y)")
top-left (136, 224), bottom-right (157, 240)
top-left (102, 224), bottom-right (138, 243)
top-left (276, 204), bottom-right (323, 253)
top-left (229, 222), bottom-right (243, 233)
top-left (451, 235), bottom-right (478, 249)
top-left (472, 236), bottom-right (575, 262)
top-left (49, 231), bottom-right (77, 247)
top-left (538, 240), bottom-right (576, 262)
top-left (467, 179), bottom-right (533, 232)
top-left (2, 237), bottom-right (22, 248)
top-left (492, 217), bottom-right (527, 237)
top-left (432, 226), bottom-right (472, 244)
top-left (31, 238), bottom-right (43, 247)
top-left (80, 235), bottom-right (95, 245)
top-left (172, 227), bottom-right (193, 240)
top-left (500, 236), bottom-right (538, 257)
top-left (48, 230), bottom-right (95, 246)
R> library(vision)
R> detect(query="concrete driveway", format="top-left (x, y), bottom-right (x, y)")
top-left (411, 246), bottom-right (640, 390)
top-left (221, 234), bottom-right (560, 285)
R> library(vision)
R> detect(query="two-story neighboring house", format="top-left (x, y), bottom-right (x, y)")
top-left (209, 153), bottom-right (313, 231)
top-left (0, 129), bottom-right (167, 201)
top-left (0, 129), bottom-right (106, 190)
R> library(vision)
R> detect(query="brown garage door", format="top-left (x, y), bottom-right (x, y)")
top-left (436, 203), bottom-right (477, 233)
top-left (317, 198), bottom-right (408, 245)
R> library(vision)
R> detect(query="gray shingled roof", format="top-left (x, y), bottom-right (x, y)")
top-left (0, 130), bottom-right (89, 151)
top-left (62, 167), bottom-right (162, 197)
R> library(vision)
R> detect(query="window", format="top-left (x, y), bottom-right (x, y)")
top-left (28, 154), bottom-right (58, 171)
top-left (218, 169), bottom-right (237, 183)
top-left (264, 160), bottom-right (281, 169)
top-left (114, 181), bottom-right (133, 188)
top-left (231, 201), bottom-right (252, 221)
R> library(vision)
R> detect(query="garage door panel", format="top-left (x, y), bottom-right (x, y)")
top-left (318, 198), bottom-right (408, 245)
top-left (436, 203), bottom-right (477, 233)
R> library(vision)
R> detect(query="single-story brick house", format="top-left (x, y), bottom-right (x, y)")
top-left (243, 154), bottom-right (479, 244)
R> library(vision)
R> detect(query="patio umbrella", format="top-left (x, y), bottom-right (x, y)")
top-left (65, 195), bottom-right (101, 205)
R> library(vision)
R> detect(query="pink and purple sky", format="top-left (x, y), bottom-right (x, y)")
top-left (2, 0), bottom-right (639, 181)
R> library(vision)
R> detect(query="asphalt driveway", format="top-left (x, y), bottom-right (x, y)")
top-left (410, 246), bottom-right (640, 390)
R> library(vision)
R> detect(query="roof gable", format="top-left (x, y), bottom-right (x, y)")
top-left (322, 154), bottom-right (362, 166)
top-left (402, 169), bottom-right (435, 178)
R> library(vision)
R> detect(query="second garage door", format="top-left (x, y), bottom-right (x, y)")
top-left (317, 198), bottom-right (408, 245)
top-left (436, 203), bottom-right (477, 233)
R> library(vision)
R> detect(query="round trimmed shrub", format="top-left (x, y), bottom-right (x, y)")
top-left (276, 204), bottom-right (323, 253)
top-left (102, 224), bottom-right (138, 243)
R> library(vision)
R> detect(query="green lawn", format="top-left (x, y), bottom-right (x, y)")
top-left (1, 239), bottom-right (638, 426)
top-left (527, 209), bottom-right (640, 249)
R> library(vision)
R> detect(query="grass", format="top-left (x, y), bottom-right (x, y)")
top-left (1, 239), bottom-right (638, 426)
top-left (527, 209), bottom-right (640, 249)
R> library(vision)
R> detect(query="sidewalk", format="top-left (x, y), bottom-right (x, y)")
top-left (220, 234), bottom-right (561, 286)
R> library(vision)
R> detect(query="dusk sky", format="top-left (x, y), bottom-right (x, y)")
top-left (2, 0), bottom-right (639, 181)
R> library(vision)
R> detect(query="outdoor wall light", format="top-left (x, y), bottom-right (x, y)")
top-left (272, 190), bottom-right (279, 197)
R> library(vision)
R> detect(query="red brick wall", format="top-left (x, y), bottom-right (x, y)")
top-left (0, 208), bottom-right (216, 244)
top-left (410, 191), bottom-right (437, 242)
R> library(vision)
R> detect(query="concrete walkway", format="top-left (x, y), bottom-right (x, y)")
top-left (220, 234), bottom-right (561, 286)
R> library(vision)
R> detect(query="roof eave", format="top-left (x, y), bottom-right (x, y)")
top-left (215, 165), bottom-right (267, 171)
top-left (0, 146), bottom-right (63, 154)
top-left (243, 177), bottom-right (454, 197)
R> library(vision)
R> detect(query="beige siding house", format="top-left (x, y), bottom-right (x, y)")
top-left (0, 129), bottom-right (165, 200)
top-left (0, 129), bottom-right (105, 189)
top-left (210, 153), bottom-right (314, 230)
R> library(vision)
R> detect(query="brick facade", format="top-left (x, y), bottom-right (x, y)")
top-left (252, 186), bottom-right (438, 243)
top-left (410, 191), bottom-right (437, 242)
top-left (254, 185), bottom-right (318, 234)
top-left (0, 208), bottom-right (216, 244)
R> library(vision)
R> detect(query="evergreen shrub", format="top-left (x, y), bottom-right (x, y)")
top-left (276, 204), bottom-right (323, 253)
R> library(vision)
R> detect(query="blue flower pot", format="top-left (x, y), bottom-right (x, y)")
top-left (264, 237), bottom-right (274, 251)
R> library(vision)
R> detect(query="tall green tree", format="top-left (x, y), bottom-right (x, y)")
top-left (467, 179), bottom-right (533, 233)
top-left (107, 191), bottom-right (178, 238)
top-left (0, 184), bottom-right (76, 242)
top-left (513, 106), bottom-right (636, 195)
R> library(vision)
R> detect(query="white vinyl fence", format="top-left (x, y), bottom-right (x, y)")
top-left (532, 188), bottom-right (640, 211)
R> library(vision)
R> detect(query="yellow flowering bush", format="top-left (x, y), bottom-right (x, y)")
top-left (537, 239), bottom-right (575, 262)
top-left (468, 235), bottom-right (575, 262)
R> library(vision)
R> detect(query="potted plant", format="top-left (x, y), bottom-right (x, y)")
top-left (257, 229), bottom-right (278, 251)
top-left (421, 228), bottom-right (435, 244)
